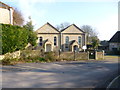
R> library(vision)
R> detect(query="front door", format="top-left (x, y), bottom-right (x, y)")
top-left (73, 45), bottom-right (78, 51)
top-left (46, 44), bottom-right (51, 52)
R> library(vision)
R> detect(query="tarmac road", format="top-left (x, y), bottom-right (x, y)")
top-left (1, 58), bottom-right (120, 88)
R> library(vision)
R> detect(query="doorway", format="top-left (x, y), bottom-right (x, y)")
top-left (46, 44), bottom-right (52, 52)
top-left (73, 45), bottom-right (78, 51)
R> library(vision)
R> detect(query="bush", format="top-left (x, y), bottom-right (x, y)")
top-left (38, 57), bottom-right (45, 62)
top-left (20, 50), bottom-right (42, 59)
top-left (44, 52), bottom-right (58, 62)
top-left (21, 51), bottom-right (59, 63)
top-left (2, 24), bottom-right (28, 54)
top-left (2, 58), bottom-right (11, 65)
top-left (2, 58), bottom-right (18, 65)
top-left (24, 56), bottom-right (46, 63)
top-left (1, 24), bottom-right (37, 55)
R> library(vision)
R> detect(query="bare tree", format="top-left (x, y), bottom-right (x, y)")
top-left (81, 25), bottom-right (99, 44)
top-left (13, 8), bottom-right (24, 26)
top-left (56, 22), bottom-right (70, 31)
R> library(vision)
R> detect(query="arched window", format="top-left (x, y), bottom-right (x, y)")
top-left (66, 36), bottom-right (69, 44)
top-left (78, 36), bottom-right (81, 45)
top-left (65, 36), bottom-right (69, 48)
top-left (39, 37), bottom-right (42, 46)
top-left (54, 36), bottom-right (57, 46)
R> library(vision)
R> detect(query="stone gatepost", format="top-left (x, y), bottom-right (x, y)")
top-left (95, 51), bottom-right (98, 60)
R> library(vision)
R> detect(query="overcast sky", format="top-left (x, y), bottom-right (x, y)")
top-left (1, 0), bottom-right (119, 40)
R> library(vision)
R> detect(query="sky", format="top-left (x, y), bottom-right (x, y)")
top-left (0, 0), bottom-right (119, 40)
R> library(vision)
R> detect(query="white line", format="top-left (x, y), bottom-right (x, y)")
top-left (106, 75), bottom-right (120, 89)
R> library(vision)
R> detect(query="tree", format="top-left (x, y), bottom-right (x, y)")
top-left (23, 17), bottom-right (37, 46)
top-left (23, 17), bottom-right (33, 31)
top-left (56, 22), bottom-right (70, 31)
top-left (2, 24), bottom-right (29, 54)
top-left (13, 8), bottom-right (24, 26)
top-left (81, 25), bottom-right (99, 44)
top-left (91, 36), bottom-right (100, 49)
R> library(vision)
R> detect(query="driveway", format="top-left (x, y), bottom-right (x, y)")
top-left (1, 58), bottom-right (120, 88)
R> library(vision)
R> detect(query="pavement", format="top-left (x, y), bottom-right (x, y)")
top-left (1, 58), bottom-right (120, 88)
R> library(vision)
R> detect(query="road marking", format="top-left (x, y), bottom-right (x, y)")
top-left (106, 75), bottom-right (120, 89)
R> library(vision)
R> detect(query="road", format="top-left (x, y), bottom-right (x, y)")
top-left (1, 58), bottom-right (120, 88)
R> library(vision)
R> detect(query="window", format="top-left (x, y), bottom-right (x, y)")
top-left (78, 36), bottom-right (81, 45)
top-left (39, 37), bottom-right (42, 46)
top-left (66, 36), bottom-right (69, 44)
top-left (54, 36), bottom-right (57, 46)
top-left (65, 36), bottom-right (69, 48)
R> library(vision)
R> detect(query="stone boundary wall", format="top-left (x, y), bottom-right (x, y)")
top-left (20, 50), bottom-right (42, 58)
top-left (0, 55), bottom-right (4, 60)
top-left (0, 51), bottom-right (21, 60)
top-left (59, 52), bottom-right (89, 60)
top-left (0, 50), bottom-right (104, 60)
top-left (0, 50), bottom-right (42, 60)
top-left (96, 51), bottom-right (104, 60)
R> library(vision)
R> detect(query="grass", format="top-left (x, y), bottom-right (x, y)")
top-left (104, 55), bottom-right (120, 60)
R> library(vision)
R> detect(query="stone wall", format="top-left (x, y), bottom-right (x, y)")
top-left (20, 50), bottom-right (42, 58)
top-left (0, 55), bottom-right (5, 60)
top-left (75, 52), bottom-right (89, 60)
top-left (59, 52), bottom-right (89, 60)
top-left (0, 50), bottom-right (104, 61)
top-left (0, 51), bottom-right (21, 60)
top-left (96, 51), bottom-right (104, 60)
top-left (59, 52), bottom-right (74, 60)
top-left (0, 50), bottom-right (42, 60)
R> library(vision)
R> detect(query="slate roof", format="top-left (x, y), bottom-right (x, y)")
top-left (109, 31), bottom-right (120, 43)
top-left (69, 40), bottom-right (76, 45)
top-left (44, 39), bottom-right (48, 44)
top-left (61, 24), bottom-right (85, 33)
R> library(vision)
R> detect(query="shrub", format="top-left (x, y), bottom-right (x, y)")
top-left (2, 58), bottom-right (18, 65)
top-left (44, 52), bottom-right (57, 62)
top-left (20, 50), bottom-right (42, 59)
top-left (2, 58), bottom-right (11, 65)
top-left (22, 56), bottom-right (46, 63)
top-left (1, 24), bottom-right (37, 55)
top-left (38, 57), bottom-right (45, 62)
top-left (2, 24), bottom-right (28, 54)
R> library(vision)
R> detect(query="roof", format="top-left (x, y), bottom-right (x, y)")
top-left (100, 40), bottom-right (109, 46)
top-left (43, 39), bottom-right (48, 44)
top-left (109, 31), bottom-right (120, 43)
top-left (61, 24), bottom-right (85, 33)
top-left (0, 1), bottom-right (13, 9)
top-left (43, 39), bottom-right (52, 45)
top-left (46, 22), bottom-right (60, 32)
top-left (70, 40), bottom-right (76, 45)
top-left (36, 22), bottom-right (60, 33)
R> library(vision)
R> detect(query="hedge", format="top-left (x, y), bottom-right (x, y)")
top-left (1, 24), bottom-right (37, 54)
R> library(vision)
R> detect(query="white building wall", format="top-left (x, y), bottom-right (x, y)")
top-left (0, 8), bottom-right (11, 24)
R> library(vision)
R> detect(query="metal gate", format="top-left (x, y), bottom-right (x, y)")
top-left (89, 50), bottom-right (95, 59)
